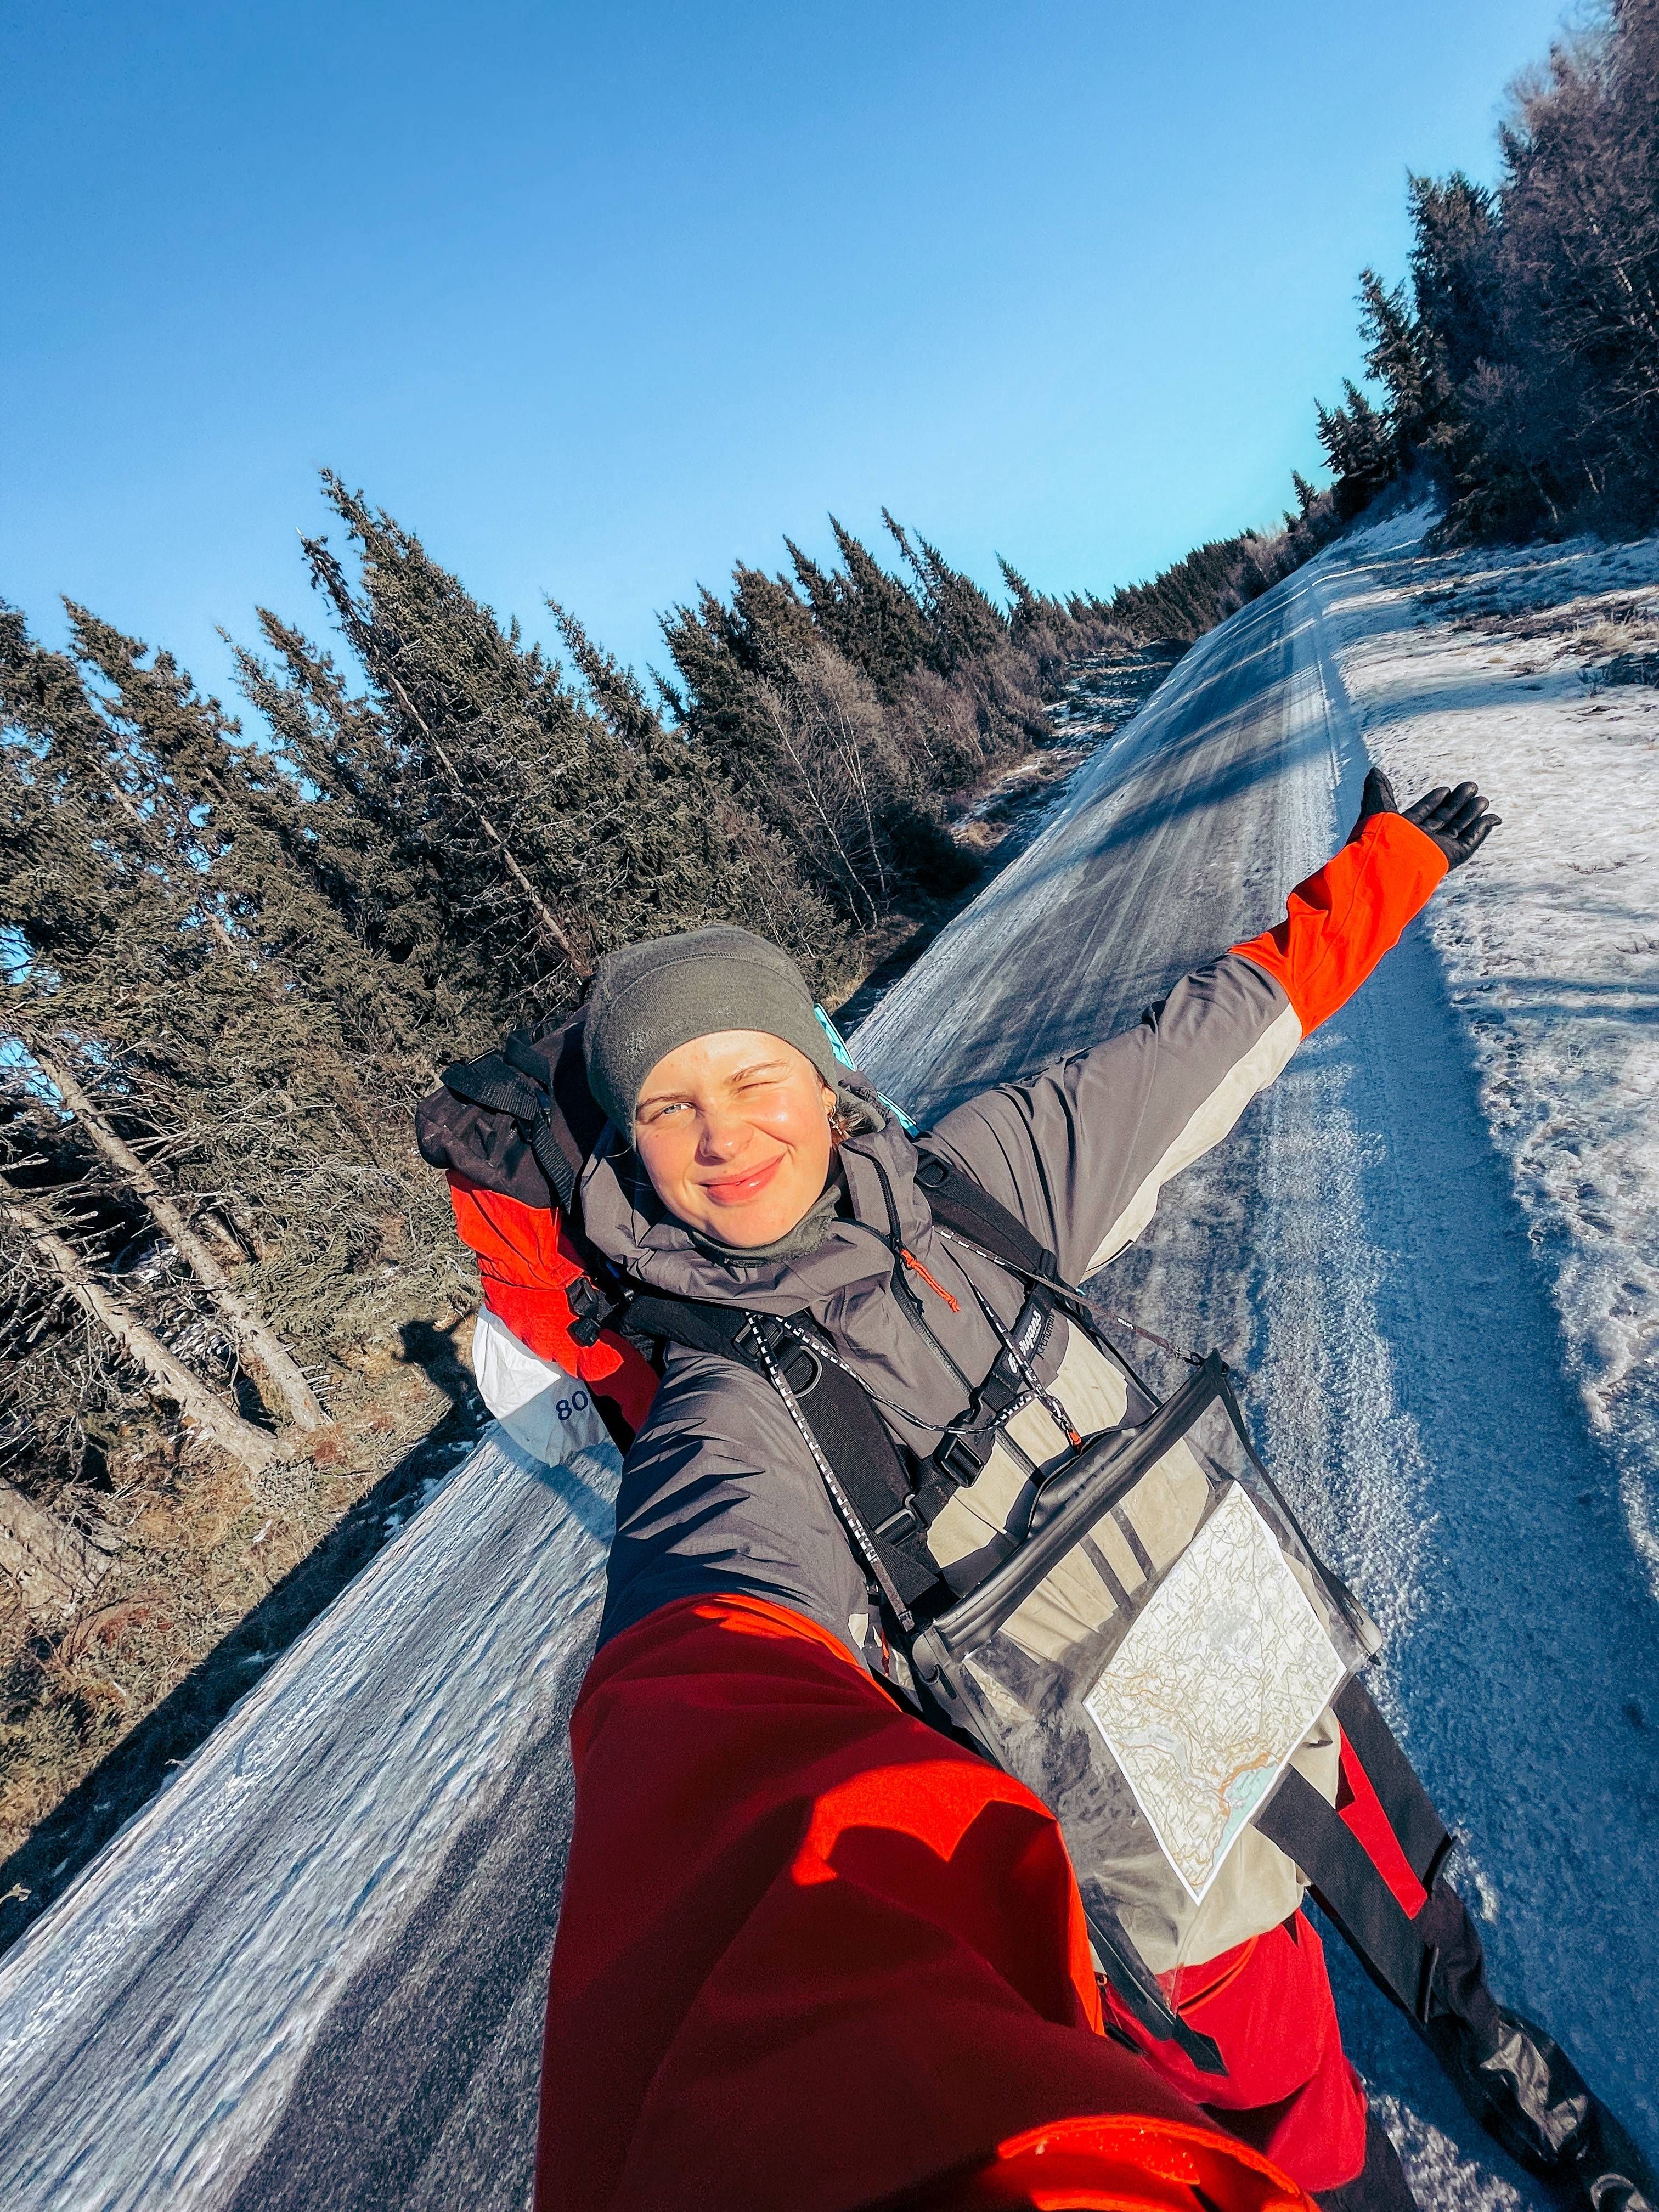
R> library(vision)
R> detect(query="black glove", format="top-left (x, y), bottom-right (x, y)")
top-left (1347, 766), bottom-right (1500, 870)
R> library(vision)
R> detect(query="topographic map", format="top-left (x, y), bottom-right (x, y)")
top-left (1082, 1483), bottom-right (1344, 1903)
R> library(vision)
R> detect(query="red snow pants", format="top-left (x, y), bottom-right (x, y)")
top-left (1099, 1732), bottom-right (1432, 2195)
top-left (1101, 1914), bottom-right (1366, 2193)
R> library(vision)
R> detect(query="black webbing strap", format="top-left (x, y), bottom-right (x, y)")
top-left (439, 1054), bottom-right (582, 1214)
top-left (1077, 1881), bottom-right (1226, 2078)
top-left (504, 1021), bottom-right (600, 1215)
top-left (781, 1346), bottom-right (940, 1609)
top-left (914, 1152), bottom-right (1052, 1276)
top-left (916, 1149), bottom-right (1127, 1361)
top-left (625, 1294), bottom-right (941, 1610)
top-left (626, 1292), bottom-right (760, 1368)
top-left (1333, 1675), bottom-right (1455, 1892)
top-left (926, 1294), bottom-right (1053, 1492)
top-left (439, 1055), bottom-right (544, 1130)
top-left (1254, 1767), bottom-right (1440, 2024)
top-left (525, 1117), bottom-right (578, 1215)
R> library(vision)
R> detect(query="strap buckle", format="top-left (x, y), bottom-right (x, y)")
top-left (935, 1426), bottom-right (994, 1488)
top-left (873, 1499), bottom-right (925, 1545)
top-left (743, 1316), bottom-right (821, 1395)
top-left (565, 1273), bottom-right (611, 1348)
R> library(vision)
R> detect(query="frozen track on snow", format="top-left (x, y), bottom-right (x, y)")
top-left (0, 1431), bottom-right (621, 2212)
top-left (3, 535), bottom-right (1655, 2205)
top-left (857, 533), bottom-right (1659, 2199)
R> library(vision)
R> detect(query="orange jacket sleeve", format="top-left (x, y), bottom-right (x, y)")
top-left (1231, 811), bottom-right (1447, 1035)
top-left (534, 1593), bottom-right (1313, 2212)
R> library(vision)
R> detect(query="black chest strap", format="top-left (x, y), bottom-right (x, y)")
top-left (624, 1294), bottom-right (940, 1613)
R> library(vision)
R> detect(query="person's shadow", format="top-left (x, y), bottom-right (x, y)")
top-left (396, 1317), bottom-right (477, 1413)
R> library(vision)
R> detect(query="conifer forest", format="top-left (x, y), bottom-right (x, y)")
top-left (3, 0), bottom-right (1657, 1924)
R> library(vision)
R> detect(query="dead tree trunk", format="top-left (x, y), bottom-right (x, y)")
top-left (0, 1479), bottom-right (118, 1611)
top-left (0, 1175), bottom-right (283, 1476)
top-left (28, 1045), bottom-right (329, 1432)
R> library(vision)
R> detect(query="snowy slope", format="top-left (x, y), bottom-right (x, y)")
top-left (855, 528), bottom-right (1659, 2199)
top-left (1280, 512), bottom-right (1659, 2187)
top-left (3, 518), bottom-right (1657, 2206)
top-left (1312, 508), bottom-right (1659, 1595)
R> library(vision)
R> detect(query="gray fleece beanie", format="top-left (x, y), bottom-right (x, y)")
top-left (583, 927), bottom-right (843, 1132)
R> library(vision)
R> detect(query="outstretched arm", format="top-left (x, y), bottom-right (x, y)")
top-left (535, 1590), bottom-right (1314, 2212)
top-left (929, 772), bottom-right (1497, 1280)
top-left (1235, 769), bottom-right (1497, 1032)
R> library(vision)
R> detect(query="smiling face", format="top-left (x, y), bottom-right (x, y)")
top-left (631, 1029), bottom-right (839, 1248)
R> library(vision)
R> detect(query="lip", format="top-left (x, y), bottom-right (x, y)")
top-left (698, 1152), bottom-right (786, 1205)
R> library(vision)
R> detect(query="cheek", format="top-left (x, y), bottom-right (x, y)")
top-left (759, 1094), bottom-right (829, 1154)
top-left (634, 1125), bottom-right (691, 1201)
top-left (775, 1100), bottom-right (833, 1184)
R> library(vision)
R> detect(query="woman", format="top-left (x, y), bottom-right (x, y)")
top-left (534, 775), bottom-right (1626, 2212)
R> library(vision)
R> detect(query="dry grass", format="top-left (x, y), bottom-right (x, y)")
top-left (950, 746), bottom-right (1095, 856)
top-left (1415, 562), bottom-right (1659, 671)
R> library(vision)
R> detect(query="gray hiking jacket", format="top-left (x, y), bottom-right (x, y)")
top-left (580, 946), bottom-right (1339, 1971)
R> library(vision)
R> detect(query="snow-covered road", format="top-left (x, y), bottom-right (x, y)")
top-left (3, 520), bottom-right (1655, 2206)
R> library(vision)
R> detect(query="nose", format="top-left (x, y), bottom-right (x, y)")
top-left (695, 1105), bottom-right (746, 1162)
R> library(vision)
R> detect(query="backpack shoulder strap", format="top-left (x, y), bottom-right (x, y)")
top-left (625, 1293), bottom-right (942, 1615)
top-left (915, 1147), bottom-right (1123, 1358)
top-left (913, 1150), bottom-right (1054, 1278)
top-left (625, 1291), bottom-right (758, 1369)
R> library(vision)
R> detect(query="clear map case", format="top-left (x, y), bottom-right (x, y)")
top-left (907, 1353), bottom-right (1380, 2036)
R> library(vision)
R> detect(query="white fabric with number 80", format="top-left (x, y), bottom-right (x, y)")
top-left (472, 1305), bottom-right (612, 1464)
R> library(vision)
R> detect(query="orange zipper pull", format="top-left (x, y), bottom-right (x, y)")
top-left (901, 1248), bottom-right (960, 1311)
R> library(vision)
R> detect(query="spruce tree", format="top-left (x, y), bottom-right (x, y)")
top-left (0, 605), bottom-right (351, 1437)
top-left (1358, 269), bottom-right (1439, 449)
top-left (882, 515), bottom-right (1009, 669)
top-left (244, 475), bottom-right (840, 1014)
top-left (833, 520), bottom-right (941, 693)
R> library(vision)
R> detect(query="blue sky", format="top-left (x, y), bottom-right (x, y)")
top-left (3, 0), bottom-right (1573, 716)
